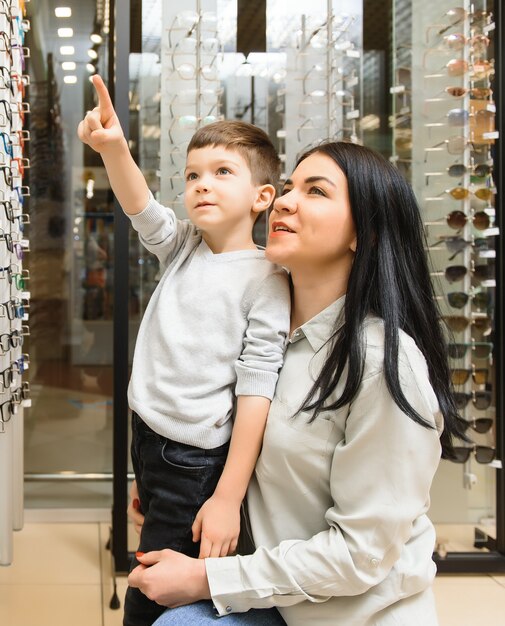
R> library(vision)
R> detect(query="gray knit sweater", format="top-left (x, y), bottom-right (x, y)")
top-left (127, 196), bottom-right (291, 449)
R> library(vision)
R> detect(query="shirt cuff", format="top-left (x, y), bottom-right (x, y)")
top-left (235, 366), bottom-right (278, 400)
top-left (205, 556), bottom-right (253, 616)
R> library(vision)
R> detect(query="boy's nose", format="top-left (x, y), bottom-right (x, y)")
top-left (195, 176), bottom-right (211, 193)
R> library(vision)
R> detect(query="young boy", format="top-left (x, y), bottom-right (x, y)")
top-left (78, 76), bottom-right (290, 626)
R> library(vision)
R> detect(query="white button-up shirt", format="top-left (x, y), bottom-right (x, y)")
top-left (206, 296), bottom-right (443, 625)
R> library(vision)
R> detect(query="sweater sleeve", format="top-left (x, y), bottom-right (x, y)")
top-left (128, 192), bottom-right (197, 268)
top-left (234, 269), bottom-right (290, 400)
top-left (206, 358), bottom-right (442, 614)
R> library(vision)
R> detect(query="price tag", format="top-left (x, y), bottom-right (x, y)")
top-left (346, 49), bottom-right (361, 58)
top-left (346, 76), bottom-right (359, 88)
top-left (390, 85), bottom-right (405, 94)
top-left (22, 399), bottom-right (32, 408)
top-left (483, 22), bottom-right (495, 34)
top-left (489, 459), bottom-right (502, 469)
top-left (482, 131), bottom-right (499, 140)
top-left (479, 250), bottom-right (496, 259)
top-left (487, 103), bottom-right (496, 113)
top-left (22, 291), bottom-right (30, 299)
top-left (482, 227), bottom-right (499, 237)
top-left (480, 279), bottom-right (496, 288)
top-left (22, 313), bottom-right (29, 321)
top-left (346, 109), bottom-right (360, 120)
top-left (21, 239), bottom-right (29, 248)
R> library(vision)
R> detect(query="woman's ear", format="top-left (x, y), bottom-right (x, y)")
top-left (252, 184), bottom-right (276, 215)
top-left (350, 236), bottom-right (357, 253)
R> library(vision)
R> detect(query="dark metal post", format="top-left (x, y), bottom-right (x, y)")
top-left (111, 0), bottom-right (131, 573)
top-left (494, 0), bottom-right (505, 558)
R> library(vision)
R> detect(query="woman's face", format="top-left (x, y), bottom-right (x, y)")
top-left (266, 152), bottom-right (356, 274)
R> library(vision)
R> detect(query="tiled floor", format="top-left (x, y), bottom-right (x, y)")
top-left (0, 523), bottom-right (504, 626)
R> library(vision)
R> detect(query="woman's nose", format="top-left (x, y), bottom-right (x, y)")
top-left (273, 191), bottom-right (297, 213)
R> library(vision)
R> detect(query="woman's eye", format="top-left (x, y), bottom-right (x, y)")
top-left (308, 186), bottom-right (326, 196)
top-left (280, 187), bottom-right (292, 196)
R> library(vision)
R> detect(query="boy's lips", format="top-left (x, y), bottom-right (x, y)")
top-left (195, 201), bottom-right (215, 208)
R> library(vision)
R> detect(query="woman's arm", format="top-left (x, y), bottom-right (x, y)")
top-left (129, 344), bottom-right (442, 613)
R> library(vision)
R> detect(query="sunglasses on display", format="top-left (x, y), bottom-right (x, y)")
top-left (426, 7), bottom-right (492, 41)
top-left (450, 368), bottom-right (488, 385)
top-left (452, 390), bottom-right (492, 410)
top-left (451, 445), bottom-right (496, 465)
top-left (429, 236), bottom-right (488, 261)
top-left (447, 342), bottom-right (493, 359)
top-left (443, 315), bottom-right (492, 334)
top-left (462, 418), bottom-right (493, 434)
top-left (424, 162), bottom-right (493, 184)
top-left (445, 210), bottom-right (491, 230)
top-left (439, 264), bottom-right (493, 284)
top-left (446, 291), bottom-right (490, 310)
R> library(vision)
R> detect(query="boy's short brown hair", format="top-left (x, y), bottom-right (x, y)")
top-left (187, 120), bottom-right (281, 189)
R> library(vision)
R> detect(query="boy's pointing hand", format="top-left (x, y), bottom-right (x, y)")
top-left (77, 75), bottom-right (125, 153)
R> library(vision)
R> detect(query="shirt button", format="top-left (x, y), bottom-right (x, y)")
top-left (370, 558), bottom-right (380, 568)
top-left (226, 606), bottom-right (233, 613)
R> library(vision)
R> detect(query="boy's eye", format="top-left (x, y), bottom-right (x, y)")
top-left (217, 167), bottom-right (231, 175)
top-left (186, 172), bottom-right (197, 181)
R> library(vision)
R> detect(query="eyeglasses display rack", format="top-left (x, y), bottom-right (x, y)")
top-left (394, 0), bottom-right (503, 569)
top-left (0, 0), bottom-right (31, 566)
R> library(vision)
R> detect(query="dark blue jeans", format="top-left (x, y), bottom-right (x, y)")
top-left (124, 412), bottom-right (230, 626)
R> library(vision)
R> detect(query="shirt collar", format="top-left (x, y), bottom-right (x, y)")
top-left (289, 295), bottom-right (346, 352)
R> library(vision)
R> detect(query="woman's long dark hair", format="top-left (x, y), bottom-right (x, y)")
top-left (298, 141), bottom-right (467, 458)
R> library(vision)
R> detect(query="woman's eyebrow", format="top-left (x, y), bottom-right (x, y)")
top-left (304, 176), bottom-right (336, 188)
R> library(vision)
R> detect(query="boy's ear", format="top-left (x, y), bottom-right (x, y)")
top-left (252, 184), bottom-right (276, 215)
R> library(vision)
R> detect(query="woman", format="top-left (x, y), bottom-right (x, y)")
top-left (127, 142), bottom-right (466, 625)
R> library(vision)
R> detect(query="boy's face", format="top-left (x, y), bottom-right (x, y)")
top-left (184, 146), bottom-right (263, 238)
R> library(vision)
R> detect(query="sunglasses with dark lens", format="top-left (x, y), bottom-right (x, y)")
top-left (443, 264), bottom-right (493, 284)
top-left (462, 418), bottom-right (493, 434)
top-left (447, 291), bottom-right (490, 309)
top-left (448, 342), bottom-right (493, 359)
top-left (450, 368), bottom-right (488, 385)
top-left (452, 390), bottom-right (492, 410)
top-left (445, 210), bottom-right (491, 231)
top-left (451, 445), bottom-right (496, 464)
top-left (443, 315), bottom-right (492, 334)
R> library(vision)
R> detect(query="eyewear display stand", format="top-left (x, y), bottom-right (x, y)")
top-left (0, 0), bottom-right (31, 567)
top-left (397, 0), bottom-right (505, 572)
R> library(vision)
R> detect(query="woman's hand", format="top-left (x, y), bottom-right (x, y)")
top-left (128, 549), bottom-right (211, 608)
top-left (127, 479), bottom-right (145, 535)
top-left (77, 75), bottom-right (125, 153)
top-left (191, 494), bottom-right (241, 558)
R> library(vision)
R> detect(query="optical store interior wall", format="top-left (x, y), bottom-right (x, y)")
top-left (0, 0), bottom-right (503, 568)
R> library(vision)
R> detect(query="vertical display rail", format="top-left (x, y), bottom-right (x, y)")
top-left (494, 0), bottom-right (504, 559)
top-left (0, 0), bottom-right (31, 566)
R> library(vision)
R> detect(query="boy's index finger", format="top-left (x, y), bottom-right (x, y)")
top-left (92, 75), bottom-right (114, 118)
